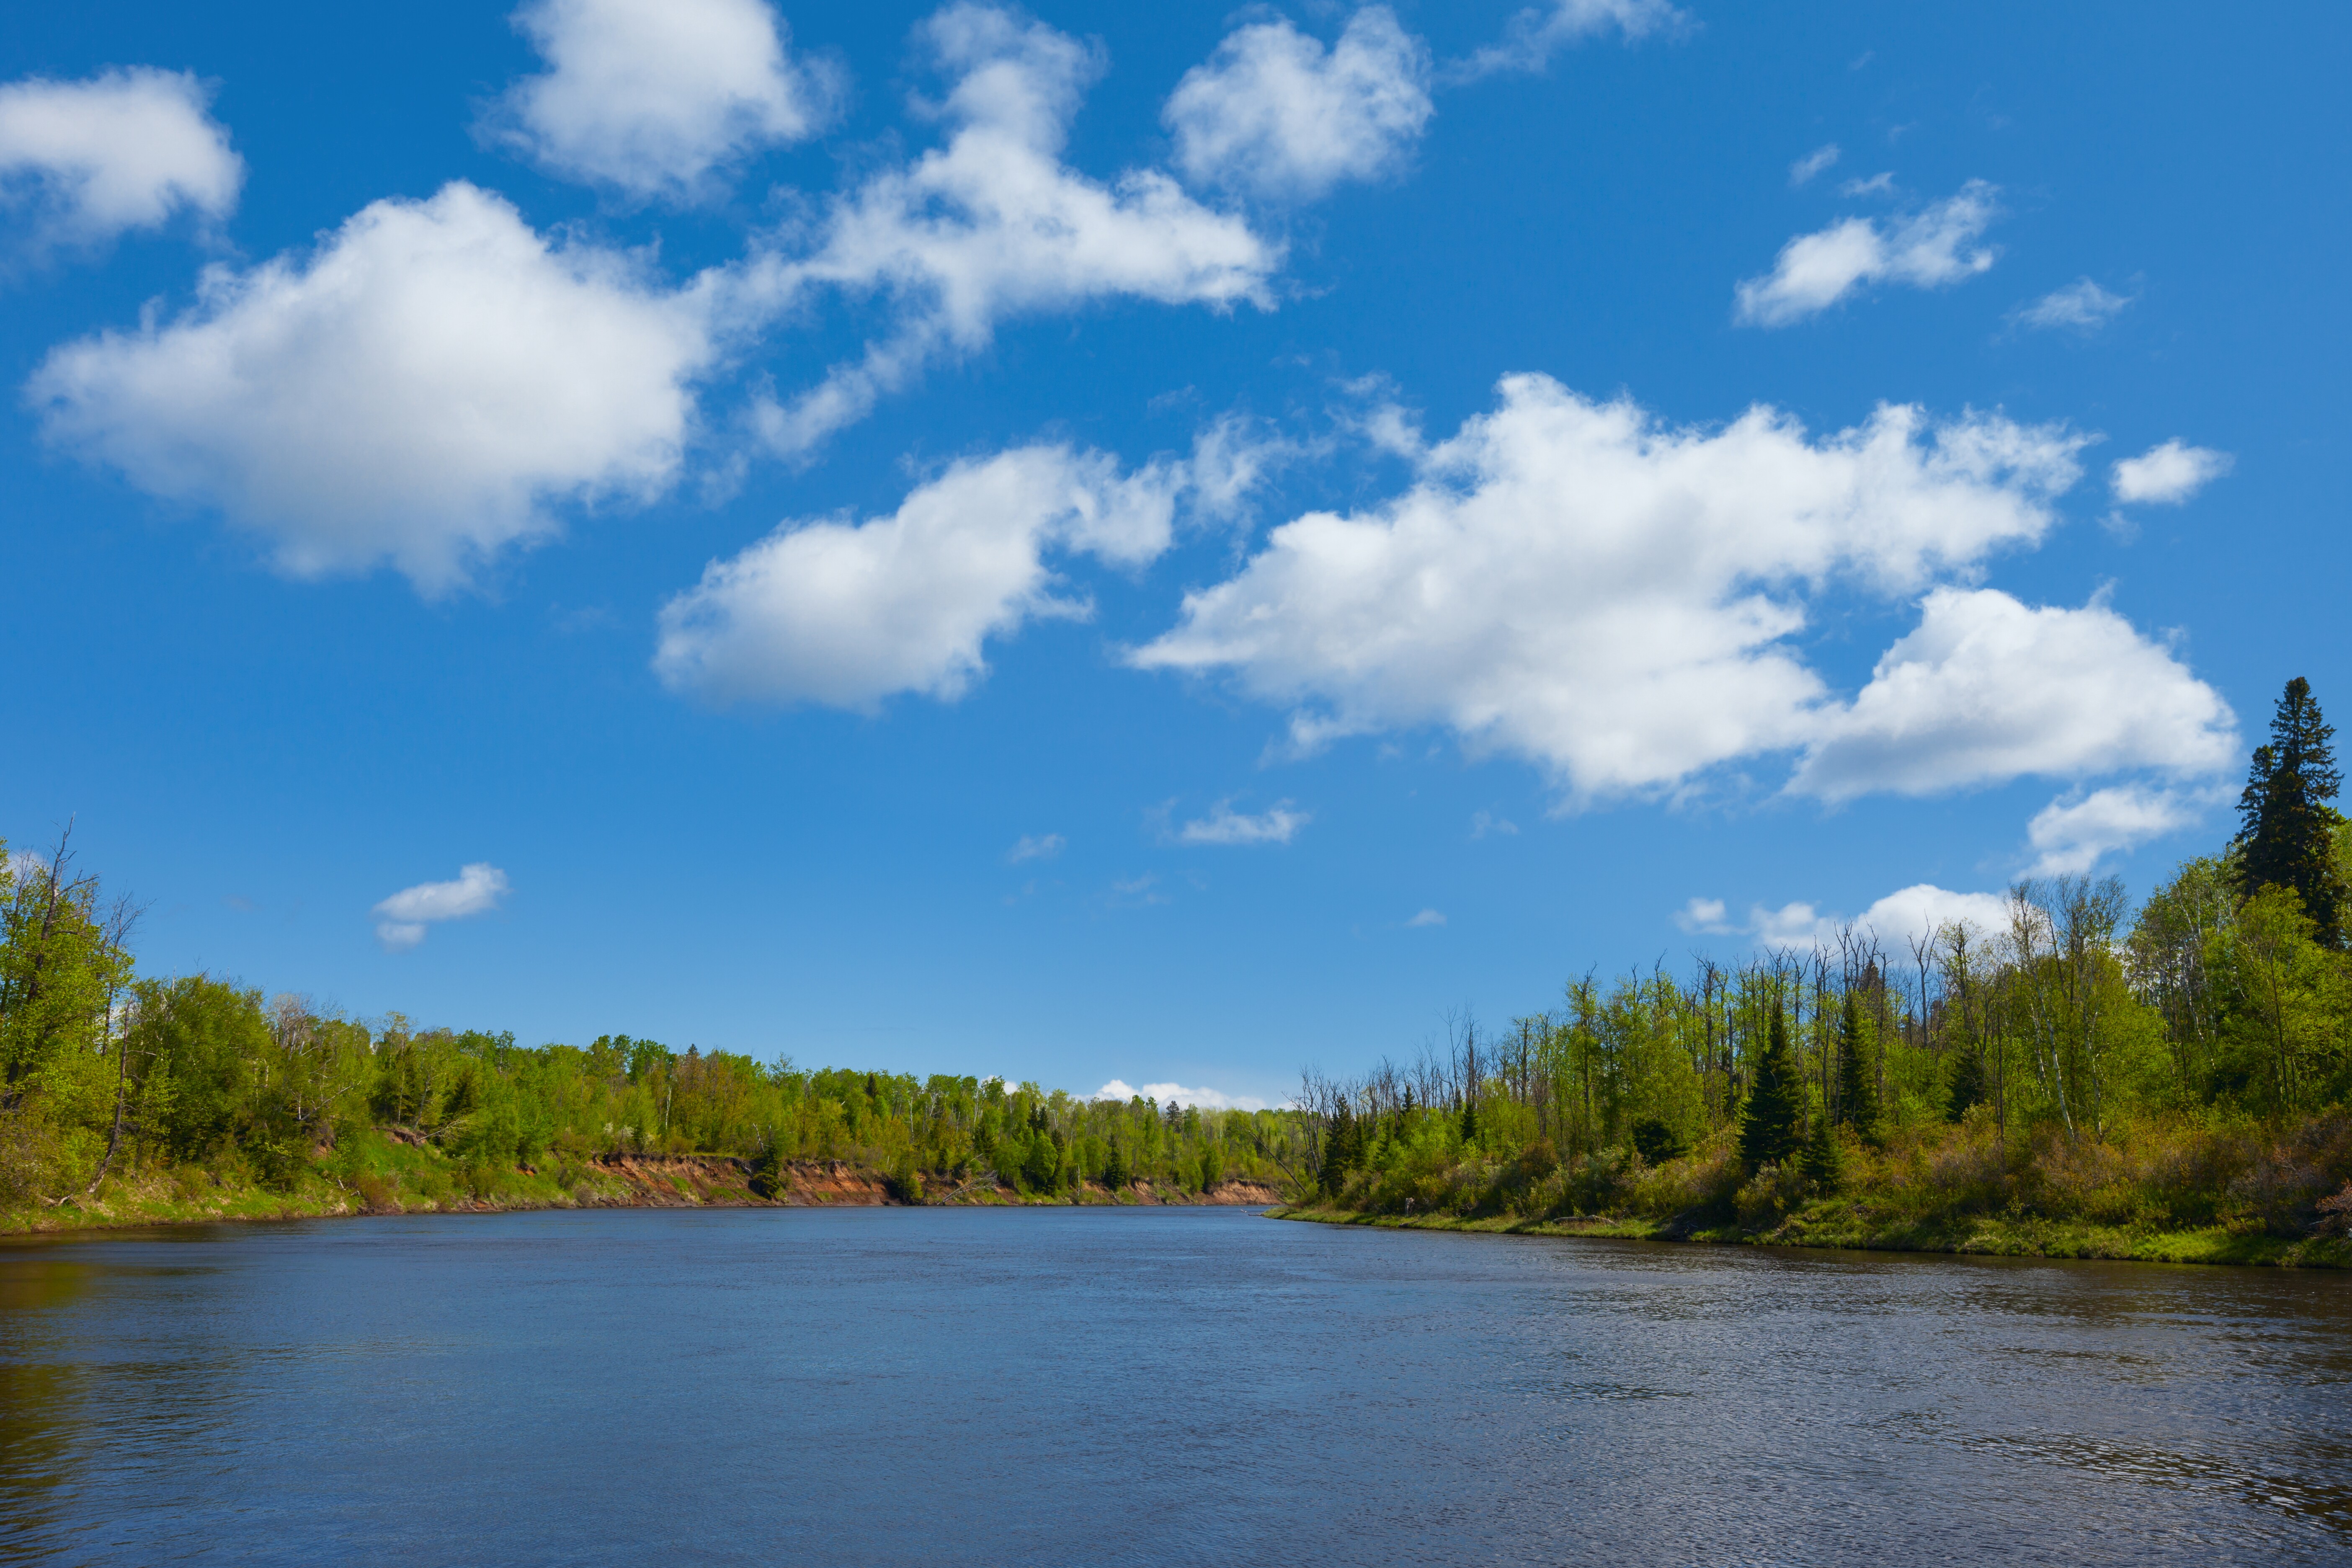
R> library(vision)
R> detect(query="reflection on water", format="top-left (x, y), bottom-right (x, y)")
top-left (3, 1212), bottom-right (2349, 1565)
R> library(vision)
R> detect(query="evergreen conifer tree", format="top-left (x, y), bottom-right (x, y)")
top-left (1945, 1047), bottom-right (1986, 1122)
top-left (1800, 1113), bottom-right (1845, 1191)
top-left (1833, 991), bottom-right (1880, 1145)
top-left (1318, 1101), bottom-right (1358, 1195)
top-left (2236, 676), bottom-right (2346, 947)
top-left (1738, 1004), bottom-right (1803, 1171)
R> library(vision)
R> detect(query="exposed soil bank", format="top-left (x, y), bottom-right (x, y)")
top-left (3, 1153), bottom-right (1286, 1236)
top-left (1270, 1204), bottom-right (2352, 1268)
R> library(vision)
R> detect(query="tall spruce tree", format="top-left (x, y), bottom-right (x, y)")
top-left (1800, 1112), bottom-right (1845, 1191)
top-left (1833, 991), bottom-right (1880, 1145)
top-left (1738, 1004), bottom-right (1804, 1171)
top-left (2236, 677), bottom-right (2346, 947)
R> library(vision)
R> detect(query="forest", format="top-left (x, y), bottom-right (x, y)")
top-left (0, 855), bottom-right (1310, 1221)
top-left (8, 678), bottom-right (2352, 1262)
top-left (1290, 678), bottom-right (2352, 1264)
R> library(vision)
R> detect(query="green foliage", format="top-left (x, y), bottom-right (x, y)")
top-left (2236, 677), bottom-right (2346, 946)
top-left (1738, 1007), bottom-right (1803, 1172)
top-left (1800, 1116), bottom-right (1846, 1192)
top-left (1834, 991), bottom-right (1880, 1145)
top-left (1630, 1117), bottom-right (1683, 1165)
top-left (1945, 1047), bottom-right (1986, 1122)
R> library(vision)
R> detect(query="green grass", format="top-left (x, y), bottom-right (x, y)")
top-left (1, 1136), bottom-right (627, 1236)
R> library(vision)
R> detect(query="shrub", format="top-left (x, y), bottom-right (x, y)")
top-left (1734, 1162), bottom-right (1809, 1228)
top-left (1630, 1118), bottom-right (1684, 1166)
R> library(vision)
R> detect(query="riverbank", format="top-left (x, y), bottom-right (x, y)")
top-left (1, 1147), bottom-right (1285, 1237)
top-left (1270, 1202), bottom-right (2352, 1268)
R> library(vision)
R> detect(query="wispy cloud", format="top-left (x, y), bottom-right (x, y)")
top-left (1406, 907), bottom-right (1446, 928)
top-left (1445, 0), bottom-right (1687, 83)
top-left (372, 862), bottom-right (509, 952)
top-left (2011, 277), bottom-right (2132, 334)
top-left (2024, 783), bottom-right (2215, 875)
top-left (1006, 832), bottom-right (1065, 863)
top-left (1734, 180), bottom-right (2001, 327)
top-left (1788, 143), bottom-right (1839, 187)
top-left (1176, 799), bottom-right (1310, 846)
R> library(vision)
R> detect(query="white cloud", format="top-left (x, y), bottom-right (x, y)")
top-left (373, 862), bottom-right (510, 952)
top-left (1792, 587), bottom-right (2236, 801)
top-left (1707, 883), bottom-right (2014, 949)
top-left (1449, 0), bottom-right (1687, 80)
top-left (742, 5), bottom-right (1278, 454)
top-left (1176, 800), bottom-right (1310, 846)
top-left (2111, 439), bottom-right (2232, 505)
top-left (29, 182), bottom-right (714, 592)
top-left (1788, 144), bottom-right (1839, 187)
top-left (0, 67), bottom-right (242, 250)
top-left (654, 443), bottom-right (1184, 707)
top-left (1163, 8), bottom-right (1431, 201)
top-left (1094, 1079), bottom-right (1269, 1112)
top-left (1838, 171), bottom-right (1895, 198)
top-left (2025, 784), bottom-right (2213, 875)
top-left (1673, 895), bottom-right (1731, 934)
top-left (490, 0), bottom-right (836, 199)
top-left (1734, 181), bottom-right (2001, 327)
top-left (1007, 832), bottom-right (1064, 863)
top-left (1470, 810), bottom-right (1518, 838)
top-left (2012, 277), bottom-right (2131, 333)
top-left (1406, 907), bottom-right (1446, 927)
top-left (1136, 374), bottom-right (2094, 801)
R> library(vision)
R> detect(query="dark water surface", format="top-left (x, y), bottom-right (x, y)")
top-left (3, 1208), bottom-right (2350, 1565)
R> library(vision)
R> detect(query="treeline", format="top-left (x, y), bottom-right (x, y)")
top-left (0, 837), bottom-right (1309, 1210)
top-left (1301, 678), bottom-right (2352, 1249)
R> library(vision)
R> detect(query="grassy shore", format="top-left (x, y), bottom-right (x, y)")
top-left (1269, 1202), bottom-right (2352, 1268)
top-left (2, 1132), bottom-right (1285, 1237)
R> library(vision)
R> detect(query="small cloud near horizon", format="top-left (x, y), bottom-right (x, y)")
top-left (372, 862), bottom-right (508, 952)
top-left (1095, 1078), bottom-right (1271, 1112)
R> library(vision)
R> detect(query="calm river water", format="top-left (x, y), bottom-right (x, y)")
top-left (3, 1207), bottom-right (2349, 1565)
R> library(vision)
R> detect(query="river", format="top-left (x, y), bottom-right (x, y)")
top-left (3, 1207), bottom-right (2348, 1564)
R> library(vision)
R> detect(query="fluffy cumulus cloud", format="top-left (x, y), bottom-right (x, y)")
top-left (373, 863), bottom-right (510, 952)
top-left (2025, 784), bottom-right (2213, 876)
top-left (490, 0), bottom-right (836, 198)
top-left (1094, 1079), bottom-right (1269, 1112)
top-left (1791, 588), bottom-right (2236, 800)
top-left (1450, 0), bottom-right (1686, 80)
top-left (1175, 800), bottom-right (1310, 846)
top-left (28, 183), bottom-right (714, 591)
top-left (1735, 181), bottom-right (2001, 327)
top-left (1136, 373), bottom-right (2115, 800)
top-left (742, 5), bottom-right (1278, 454)
top-left (1684, 884), bottom-right (2013, 948)
top-left (2012, 278), bottom-right (2132, 334)
top-left (654, 443), bottom-right (1185, 707)
top-left (2111, 439), bottom-right (2233, 505)
top-left (1163, 8), bottom-right (1432, 200)
top-left (0, 67), bottom-right (242, 250)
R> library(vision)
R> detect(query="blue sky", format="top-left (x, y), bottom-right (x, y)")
top-left (2, 1), bottom-right (2341, 1108)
